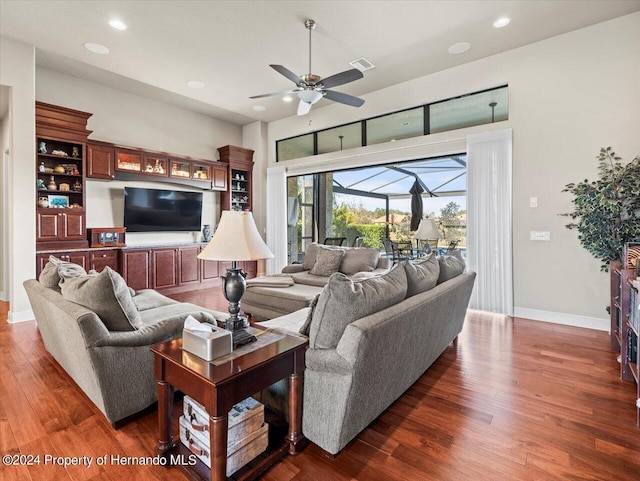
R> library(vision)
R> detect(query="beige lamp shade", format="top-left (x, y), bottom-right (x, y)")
top-left (197, 211), bottom-right (274, 261)
top-left (413, 218), bottom-right (441, 240)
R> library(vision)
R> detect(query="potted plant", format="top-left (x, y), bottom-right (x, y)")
top-left (562, 147), bottom-right (640, 271)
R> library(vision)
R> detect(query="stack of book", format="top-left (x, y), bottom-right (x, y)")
top-left (179, 395), bottom-right (268, 476)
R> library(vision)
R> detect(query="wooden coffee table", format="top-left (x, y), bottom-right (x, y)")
top-left (151, 326), bottom-right (307, 481)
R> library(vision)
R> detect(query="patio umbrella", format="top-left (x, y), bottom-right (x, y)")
top-left (409, 180), bottom-right (424, 231)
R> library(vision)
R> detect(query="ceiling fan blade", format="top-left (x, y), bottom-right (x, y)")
top-left (323, 90), bottom-right (365, 107)
top-left (249, 89), bottom-right (298, 99)
top-left (270, 64), bottom-right (304, 86)
top-left (320, 68), bottom-right (364, 89)
top-left (297, 100), bottom-right (312, 116)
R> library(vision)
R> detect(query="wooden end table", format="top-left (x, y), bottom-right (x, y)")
top-left (151, 327), bottom-right (307, 481)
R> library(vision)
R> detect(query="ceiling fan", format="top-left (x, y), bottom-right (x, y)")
top-left (250, 19), bottom-right (365, 115)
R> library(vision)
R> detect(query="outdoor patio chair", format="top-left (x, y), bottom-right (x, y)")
top-left (382, 238), bottom-right (413, 264)
top-left (324, 237), bottom-right (346, 246)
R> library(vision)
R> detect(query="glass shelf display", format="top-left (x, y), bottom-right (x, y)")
top-left (192, 163), bottom-right (211, 180)
top-left (143, 156), bottom-right (168, 176)
top-left (170, 160), bottom-right (191, 178)
top-left (116, 152), bottom-right (142, 172)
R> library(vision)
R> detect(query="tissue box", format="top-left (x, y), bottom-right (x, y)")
top-left (182, 323), bottom-right (232, 361)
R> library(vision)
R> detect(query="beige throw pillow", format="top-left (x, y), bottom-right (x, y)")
top-left (339, 248), bottom-right (380, 275)
top-left (310, 246), bottom-right (345, 277)
top-left (61, 267), bottom-right (140, 331)
top-left (302, 243), bottom-right (321, 271)
top-left (309, 264), bottom-right (408, 350)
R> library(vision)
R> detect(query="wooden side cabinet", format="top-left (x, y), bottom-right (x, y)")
top-left (87, 142), bottom-right (115, 180)
top-left (36, 251), bottom-right (89, 276)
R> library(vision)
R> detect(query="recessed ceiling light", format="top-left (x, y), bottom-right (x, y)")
top-left (282, 96), bottom-right (293, 103)
top-left (252, 105), bottom-right (266, 111)
top-left (448, 42), bottom-right (471, 55)
top-left (109, 19), bottom-right (127, 30)
top-left (84, 42), bottom-right (110, 55)
top-left (186, 80), bottom-right (205, 89)
top-left (493, 17), bottom-right (511, 28)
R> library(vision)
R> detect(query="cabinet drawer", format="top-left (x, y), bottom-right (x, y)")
top-left (90, 250), bottom-right (119, 273)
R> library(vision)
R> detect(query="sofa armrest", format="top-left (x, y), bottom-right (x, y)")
top-left (89, 316), bottom-right (185, 348)
top-left (306, 348), bottom-right (353, 375)
top-left (376, 256), bottom-right (390, 270)
top-left (282, 264), bottom-right (306, 274)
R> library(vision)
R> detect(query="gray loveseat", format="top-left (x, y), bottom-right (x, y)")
top-left (243, 243), bottom-right (390, 320)
top-left (24, 260), bottom-right (224, 427)
top-left (258, 254), bottom-right (475, 454)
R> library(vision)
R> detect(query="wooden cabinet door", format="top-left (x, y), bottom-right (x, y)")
top-left (36, 211), bottom-right (60, 242)
top-left (36, 254), bottom-right (50, 277)
top-left (211, 165), bottom-right (227, 191)
top-left (122, 250), bottom-right (152, 290)
top-left (61, 212), bottom-right (85, 240)
top-left (152, 248), bottom-right (178, 289)
top-left (90, 250), bottom-right (119, 273)
top-left (87, 143), bottom-right (115, 179)
top-left (200, 246), bottom-right (219, 280)
top-left (242, 261), bottom-right (257, 279)
top-left (178, 246), bottom-right (200, 286)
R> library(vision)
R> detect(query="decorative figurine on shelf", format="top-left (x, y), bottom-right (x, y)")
top-left (47, 176), bottom-right (57, 191)
top-left (39, 142), bottom-right (47, 154)
top-left (39, 161), bottom-right (46, 172)
top-left (202, 224), bottom-right (212, 243)
top-left (154, 159), bottom-right (164, 174)
top-left (51, 149), bottom-right (68, 157)
top-left (37, 196), bottom-right (49, 208)
top-left (146, 164), bottom-right (154, 173)
top-left (71, 147), bottom-right (80, 158)
top-left (72, 179), bottom-right (82, 191)
top-left (37, 179), bottom-right (46, 190)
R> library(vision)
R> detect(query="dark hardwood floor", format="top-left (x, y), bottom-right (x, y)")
top-left (1, 291), bottom-right (639, 481)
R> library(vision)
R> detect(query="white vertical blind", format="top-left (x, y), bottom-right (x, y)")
top-left (466, 129), bottom-right (513, 315)
top-left (265, 166), bottom-right (288, 274)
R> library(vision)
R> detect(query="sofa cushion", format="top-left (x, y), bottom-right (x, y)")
top-left (339, 248), bottom-right (380, 275)
top-left (404, 253), bottom-right (440, 298)
top-left (39, 259), bottom-right (63, 288)
top-left (310, 246), bottom-right (345, 277)
top-left (302, 243), bottom-right (321, 271)
top-left (437, 255), bottom-right (466, 284)
top-left (309, 264), bottom-right (408, 350)
top-left (60, 267), bottom-right (140, 331)
top-left (290, 271), bottom-right (331, 287)
top-left (133, 289), bottom-right (178, 311)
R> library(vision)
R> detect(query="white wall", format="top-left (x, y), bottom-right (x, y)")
top-left (0, 37), bottom-right (36, 322)
top-left (36, 67), bottom-right (242, 244)
top-left (266, 13), bottom-right (640, 329)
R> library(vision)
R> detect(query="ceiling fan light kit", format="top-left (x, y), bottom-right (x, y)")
top-left (250, 18), bottom-right (366, 116)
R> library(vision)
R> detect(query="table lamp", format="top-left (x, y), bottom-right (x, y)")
top-left (198, 211), bottom-right (273, 347)
top-left (413, 218), bottom-right (441, 255)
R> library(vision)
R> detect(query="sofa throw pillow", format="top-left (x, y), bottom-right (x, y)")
top-left (309, 264), bottom-right (408, 350)
top-left (437, 255), bottom-right (466, 284)
top-left (40, 255), bottom-right (89, 288)
top-left (302, 243), bottom-right (321, 271)
top-left (310, 246), bottom-right (345, 277)
top-left (404, 253), bottom-right (440, 298)
top-left (339, 248), bottom-right (380, 275)
top-left (60, 267), bottom-right (140, 331)
top-left (299, 293), bottom-right (320, 336)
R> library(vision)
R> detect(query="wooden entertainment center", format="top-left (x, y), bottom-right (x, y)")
top-left (35, 102), bottom-right (257, 291)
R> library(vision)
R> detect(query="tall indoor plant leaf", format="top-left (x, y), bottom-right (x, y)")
top-left (562, 147), bottom-right (640, 271)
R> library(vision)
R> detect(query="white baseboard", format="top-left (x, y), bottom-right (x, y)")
top-left (0, 291), bottom-right (5, 301)
top-left (8, 309), bottom-right (34, 323)
top-left (513, 307), bottom-right (609, 332)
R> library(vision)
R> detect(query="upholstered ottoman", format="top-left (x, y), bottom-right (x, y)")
top-left (242, 283), bottom-right (322, 320)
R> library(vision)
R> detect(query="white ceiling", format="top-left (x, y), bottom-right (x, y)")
top-left (1, 1), bottom-right (638, 126)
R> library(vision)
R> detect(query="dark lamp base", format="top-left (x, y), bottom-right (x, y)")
top-left (231, 328), bottom-right (257, 348)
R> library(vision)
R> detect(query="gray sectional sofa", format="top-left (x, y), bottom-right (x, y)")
top-left (24, 258), bottom-right (224, 426)
top-left (258, 253), bottom-right (475, 454)
top-left (243, 243), bottom-right (390, 320)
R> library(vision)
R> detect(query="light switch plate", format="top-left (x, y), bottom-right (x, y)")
top-left (530, 197), bottom-right (538, 208)
top-left (530, 231), bottom-right (550, 241)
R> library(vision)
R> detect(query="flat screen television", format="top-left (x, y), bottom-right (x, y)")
top-left (123, 187), bottom-right (203, 232)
